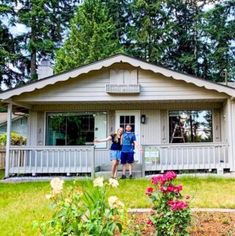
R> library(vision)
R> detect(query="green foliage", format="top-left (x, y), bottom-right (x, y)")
top-left (147, 172), bottom-right (191, 236)
top-left (0, 132), bottom-right (26, 146)
top-left (55, 0), bottom-right (123, 73)
top-left (36, 177), bottom-right (129, 235)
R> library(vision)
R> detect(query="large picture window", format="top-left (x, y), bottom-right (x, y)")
top-left (46, 112), bottom-right (107, 147)
top-left (169, 110), bottom-right (213, 143)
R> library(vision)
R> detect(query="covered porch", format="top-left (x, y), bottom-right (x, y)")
top-left (3, 99), bottom-right (234, 178)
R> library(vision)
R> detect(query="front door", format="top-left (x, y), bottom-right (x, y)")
top-left (115, 111), bottom-right (140, 162)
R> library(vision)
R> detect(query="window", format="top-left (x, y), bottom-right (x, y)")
top-left (169, 110), bottom-right (213, 143)
top-left (119, 115), bottom-right (135, 132)
top-left (46, 112), bottom-right (107, 147)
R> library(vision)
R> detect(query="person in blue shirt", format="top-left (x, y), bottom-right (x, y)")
top-left (120, 124), bottom-right (141, 179)
top-left (94, 127), bottom-right (123, 179)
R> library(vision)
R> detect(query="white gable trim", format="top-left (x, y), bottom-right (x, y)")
top-left (0, 54), bottom-right (234, 101)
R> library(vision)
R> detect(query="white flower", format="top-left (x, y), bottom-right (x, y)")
top-left (50, 177), bottom-right (64, 194)
top-left (81, 210), bottom-right (90, 222)
top-left (93, 177), bottom-right (104, 187)
top-left (45, 194), bottom-right (52, 199)
top-left (108, 196), bottom-right (124, 209)
top-left (109, 178), bottom-right (119, 188)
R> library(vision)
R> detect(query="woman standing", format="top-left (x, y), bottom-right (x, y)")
top-left (94, 127), bottom-right (123, 178)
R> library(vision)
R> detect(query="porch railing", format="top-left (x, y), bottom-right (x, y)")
top-left (8, 146), bottom-right (95, 177)
top-left (142, 143), bottom-right (229, 173)
top-left (0, 148), bottom-right (5, 169)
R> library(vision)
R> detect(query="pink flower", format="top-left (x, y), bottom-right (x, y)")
top-left (147, 219), bottom-right (154, 226)
top-left (151, 175), bottom-right (165, 185)
top-left (168, 200), bottom-right (188, 211)
top-left (164, 171), bottom-right (177, 181)
top-left (145, 187), bottom-right (154, 196)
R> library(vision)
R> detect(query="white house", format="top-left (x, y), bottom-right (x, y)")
top-left (1, 54), bottom-right (235, 178)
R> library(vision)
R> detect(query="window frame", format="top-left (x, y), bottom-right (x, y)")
top-left (45, 111), bottom-right (107, 148)
top-left (167, 109), bottom-right (214, 144)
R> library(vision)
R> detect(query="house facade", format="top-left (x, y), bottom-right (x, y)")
top-left (1, 54), bottom-right (235, 178)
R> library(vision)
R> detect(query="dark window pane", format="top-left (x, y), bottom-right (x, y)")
top-left (47, 113), bottom-right (94, 146)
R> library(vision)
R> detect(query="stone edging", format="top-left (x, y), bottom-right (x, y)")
top-left (128, 208), bottom-right (235, 213)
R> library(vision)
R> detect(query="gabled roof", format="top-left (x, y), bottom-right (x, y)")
top-left (0, 53), bottom-right (234, 101)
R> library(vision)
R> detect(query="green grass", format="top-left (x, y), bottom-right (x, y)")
top-left (0, 169), bottom-right (4, 180)
top-left (1, 176), bottom-right (235, 235)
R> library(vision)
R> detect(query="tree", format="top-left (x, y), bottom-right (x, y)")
top-left (16, 0), bottom-right (80, 80)
top-left (55, 0), bottom-right (123, 73)
top-left (0, 2), bottom-right (27, 90)
top-left (201, 0), bottom-right (235, 81)
top-left (127, 0), bottom-right (174, 64)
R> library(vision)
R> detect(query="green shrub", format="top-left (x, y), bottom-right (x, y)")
top-left (0, 132), bottom-right (26, 146)
top-left (35, 177), bottom-right (131, 235)
top-left (146, 171), bottom-right (191, 236)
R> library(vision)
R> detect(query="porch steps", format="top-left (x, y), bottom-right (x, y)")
top-left (95, 170), bottom-right (142, 179)
top-left (98, 163), bottom-right (142, 171)
top-left (95, 163), bottom-right (143, 178)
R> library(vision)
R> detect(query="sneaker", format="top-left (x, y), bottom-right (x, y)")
top-left (120, 175), bottom-right (126, 179)
top-left (129, 174), bottom-right (133, 179)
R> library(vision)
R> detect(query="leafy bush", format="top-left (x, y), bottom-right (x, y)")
top-left (146, 171), bottom-right (191, 236)
top-left (0, 132), bottom-right (26, 146)
top-left (35, 177), bottom-right (130, 235)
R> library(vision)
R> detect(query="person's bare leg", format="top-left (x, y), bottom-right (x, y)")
top-left (114, 161), bottom-right (119, 178)
top-left (111, 160), bottom-right (116, 178)
top-left (128, 163), bottom-right (133, 176)
top-left (122, 164), bottom-right (126, 176)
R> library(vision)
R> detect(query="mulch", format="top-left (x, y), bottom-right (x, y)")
top-left (129, 211), bottom-right (235, 235)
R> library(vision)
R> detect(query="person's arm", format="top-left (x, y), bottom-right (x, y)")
top-left (133, 135), bottom-right (142, 151)
top-left (94, 136), bottom-right (112, 143)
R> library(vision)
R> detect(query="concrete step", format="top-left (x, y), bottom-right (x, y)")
top-left (99, 163), bottom-right (142, 172)
top-left (95, 170), bottom-right (142, 179)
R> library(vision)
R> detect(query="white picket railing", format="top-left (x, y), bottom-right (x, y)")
top-left (142, 143), bottom-right (229, 173)
top-left (8, 146), bottom-right (95, 176)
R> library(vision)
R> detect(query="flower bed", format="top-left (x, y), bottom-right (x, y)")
top-left (128, 211), bottom-right (235, 235)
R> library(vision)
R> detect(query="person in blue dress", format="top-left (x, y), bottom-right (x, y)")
top-left (94, 127), bottom-right (123, 178)
top-left (120, 124), bottom-right (141, 179)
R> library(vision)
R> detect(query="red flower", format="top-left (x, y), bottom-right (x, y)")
top-left (145, 187), bottom-right (154, 196)
top-left (164, 171), bottom-right (177, 181)
top-left (168, 200), bottom-right (188, 211)
top-left (151, 175), bottom-right (164, 185)
top-left (147, 219), bottom-right (154, 226)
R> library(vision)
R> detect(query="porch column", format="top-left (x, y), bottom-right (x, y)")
top-left (230, 100), bottom-right (235, 171)
top-left (5, 103), bottom-right (12, 178)
top-left (226, 99), bottom-right (234, 171)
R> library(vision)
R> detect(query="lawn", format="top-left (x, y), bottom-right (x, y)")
top-left (1, 174), bottom-right (235, 235)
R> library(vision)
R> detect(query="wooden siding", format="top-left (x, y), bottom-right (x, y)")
top-left (140, 110), bottom-right (161, 145)
top-left (13, 68), bottom-right (228, 103)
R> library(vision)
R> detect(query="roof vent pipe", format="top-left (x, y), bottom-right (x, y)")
top-left (37, 59), bottom-right (53, 79)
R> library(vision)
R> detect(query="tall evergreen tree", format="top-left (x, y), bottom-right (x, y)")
top-left (127, 0), bottom-right (174, 64)
top-left (16, 0), bottom-right (80, 80)
top-left (55, 0), bottom-right (123, 73)
top-left (0, 1), bottom-right (27, 90)
top-left (201, 0), bottom-right (235, 81)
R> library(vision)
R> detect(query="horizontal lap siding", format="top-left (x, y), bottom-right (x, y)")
top-left (14, 68), bottom-right (227, 103)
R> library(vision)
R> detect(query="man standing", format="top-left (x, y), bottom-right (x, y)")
top-left (120, 124), bottom-right (141, 179)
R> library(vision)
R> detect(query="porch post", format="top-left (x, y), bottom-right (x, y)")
top-left (5, 103), bottom-right (12, 178)
top-left (230, 100), bottom-right (235, 171)
top-left (227, 99), bottom-right (234, 171)
top-left (91, 146), bottom-right (95, 179)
